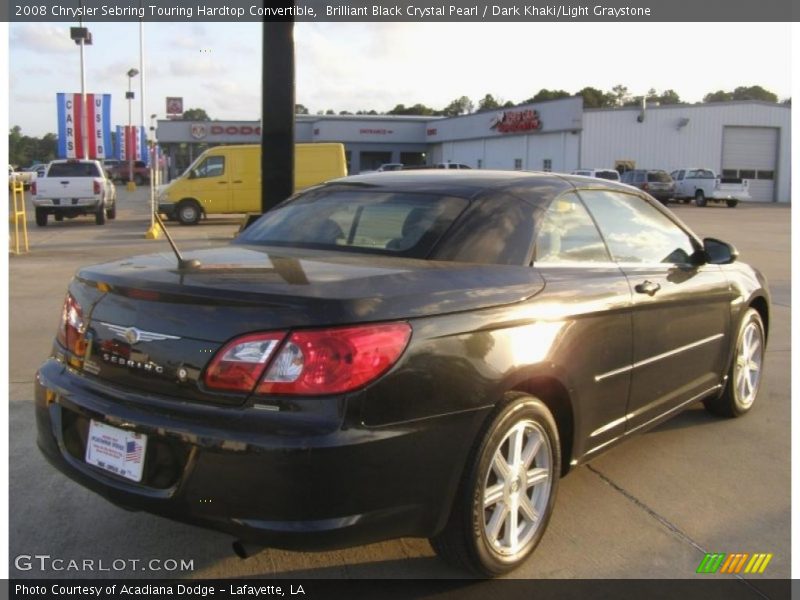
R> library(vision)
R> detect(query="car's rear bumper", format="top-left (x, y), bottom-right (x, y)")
top-left (35, 358), bottom-right (483, 550)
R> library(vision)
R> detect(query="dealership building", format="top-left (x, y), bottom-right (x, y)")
top-left (155, 97), bottom-right (790, 203)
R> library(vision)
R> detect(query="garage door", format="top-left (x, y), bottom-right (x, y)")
top-left (722, 126), bottom-right (778, 202)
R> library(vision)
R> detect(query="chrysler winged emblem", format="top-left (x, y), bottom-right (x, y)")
top-left (101, 323), bottom-right (181, 345)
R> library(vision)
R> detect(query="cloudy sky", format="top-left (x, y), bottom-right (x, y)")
top-left (7, 22), bottom-right (792, 137)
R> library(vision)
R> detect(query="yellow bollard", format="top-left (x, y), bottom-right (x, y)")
top-left (9, 181), bottom-right (29, 254)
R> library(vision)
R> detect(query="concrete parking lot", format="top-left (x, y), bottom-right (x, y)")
top-left (8, 186), bottom-right (791, 585)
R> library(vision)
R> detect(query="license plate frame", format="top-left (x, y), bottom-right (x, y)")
top-left (85, 420), bottom-right (147, 483)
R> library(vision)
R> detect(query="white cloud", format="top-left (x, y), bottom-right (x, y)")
top-left (169, 57), bottom-right (226, 77)
top-left (10, 24), bottom-right (75, 54)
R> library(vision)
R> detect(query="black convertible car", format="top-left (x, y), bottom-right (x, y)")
top-left (35, 171), bottom-right (769, 575)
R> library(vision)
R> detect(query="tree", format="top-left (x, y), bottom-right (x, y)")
top-left (524, 88), bottom-right (570, 103)
top-left (477, 94), bottom-right (502, 112)
top-left (657, 89), bottom-right (681, 105)
top-left (575, 87), bottom-right (615, 108)
top-left (611, 84), bottom-right (631, 106)
top-left (440, 96), bottom-right (474, 117)
top-left (732, 85), bottom-right (778, 103)
top-left (181, 108), bottom-right (210, 120)
top-left (339, 110), bottom-right (353, 115)
top-left (9, 126), bottom-right (57, 167)
top-left (703, 90), bottom-right (733, 103)
top-left (294, 104), bottom-right (309, 115)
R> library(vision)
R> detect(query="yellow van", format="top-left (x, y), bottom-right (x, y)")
top-left (157, 143), bottom-right (347, 224)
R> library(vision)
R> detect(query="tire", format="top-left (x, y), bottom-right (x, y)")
top-left (430, 392), bottom-right (560, 576)
top-left (694, 190), bottom-right (707, 207)
top-left (106, 203), bottom-right (117, 220)
top-left (177, 200), bottom-right (201, 225)
top-left (704, 308), bottom-right (765, 418)
top-left (35, 208), bottom-right (47, 227)
top-left (54, 214), bottom-right (64, 222)
top-left (133, 174), bottom-right (144, 186)
top-left (726, 199), bottom-right (739, 208)
top-left (95, 206), bottom-right (106, 225)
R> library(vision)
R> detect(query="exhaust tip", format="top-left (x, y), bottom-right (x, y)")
top-left (232, 540), bottom-right (265, 560)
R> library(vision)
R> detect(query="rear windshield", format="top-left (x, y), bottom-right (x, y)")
top-left (647, 171), bottom-right (671, 183)
top-left (235, 189), bottom-right (469, 259)
top-left (47, 162), bottom-right (101, 178)
top-left (595, 170), bottom-right (619, 180)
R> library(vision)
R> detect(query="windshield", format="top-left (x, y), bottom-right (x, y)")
top-left (235, 189), bottom-right (469, 259)
top-left (647, 171), bottom-right (672, 183)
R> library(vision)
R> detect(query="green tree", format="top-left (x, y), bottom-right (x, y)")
top-left (524, 88), bottom-right (570, 103)
top-left (732, 85), bottom-right (778, 103)
top-left (440, 96), bottom-right (474, 117)
top-left (575, 87), bottom-right (615, 108)
top-left (703, 90), bottom-right (734, 103)
top-left (181, 108), bottom-right (210, 120)
top-left (477, 94), bottom-right (502, 112)
top-left (9, 126), bottom-right (57, 166)
top-left (657, 89), bottom-right (681, 104)
top-left (611, 84), bottom-right (631, 106)
top-left (295, 104), bottom-right (309, 115)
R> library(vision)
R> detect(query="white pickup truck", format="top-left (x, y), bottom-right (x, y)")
top-left (670, 168), bottom-right (750, 208)
top-left (32, 159), bottom-right (117, 226)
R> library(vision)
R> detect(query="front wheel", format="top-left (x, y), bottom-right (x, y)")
top-left (694, 190), bottom-right (707, 207)
top-left (704, 308), bottom-right (766, 417)
top-left (430, 393), bottom-right (560, 576)
top-left (177, 200), bottom-right (201, 225)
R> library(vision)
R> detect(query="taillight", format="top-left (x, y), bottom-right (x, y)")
top-left (258, 322), bottom-right (411, 396)
top-left (93, 180), bottom-right (101, 194)
top-left (57, 293), bottom-right (87, 358)
top-left (204, 332), bottom-right (286, 393)
top-left (31, 181), bottom-right (37, 195)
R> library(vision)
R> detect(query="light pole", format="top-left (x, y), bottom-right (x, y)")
top-left (126, 68), bottom-right (139, 190)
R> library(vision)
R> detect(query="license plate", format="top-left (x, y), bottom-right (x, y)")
top-left (85, 420), bottom-right (147, 482)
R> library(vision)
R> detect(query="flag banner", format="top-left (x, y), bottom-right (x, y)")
top-left (116, 125), bottom-right (148, 164)
top-left (56, 93), bottom-right (112, 159)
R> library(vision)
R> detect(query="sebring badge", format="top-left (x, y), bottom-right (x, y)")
top-left (101, 323), bottom-right (181, 345)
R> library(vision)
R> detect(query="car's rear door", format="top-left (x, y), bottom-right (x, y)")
top-left (579, 189), bottom-right (733, 432)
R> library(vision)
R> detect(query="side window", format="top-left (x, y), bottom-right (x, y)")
top-left (634, 171), bottom-right (646, 183)
top-left (534, 193), bottom-right (610, 264)
top-left (194, 156), bottom-right (225, 179)
top-left (579, 190), bottom-right (698, 265)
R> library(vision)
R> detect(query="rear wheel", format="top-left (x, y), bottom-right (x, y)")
top-left (177, 200), bottom-right (201, 225)
top-left (726, 199), bottom-right (739, 208)
top-left (35, 208), bottom-right (47, 227)
top-left (694, 190), bottom-right (707, 207)
top-left (133, 174), bottom-right (144, 186)
top-left (430, 393), bottom-right (560, 576)
top-left (704, 308), bottom-right (765, 417)
top-left (95, 206), bottom-right (106, 225)
top-left (106, 204), bottom-right (117, 220)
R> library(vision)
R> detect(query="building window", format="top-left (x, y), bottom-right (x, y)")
top-left (543, 159), bottom-right (552, 172)
top-left (756, 170), bottom-right (774, 180)
top-left (739, 169), bottom-right (756, 180)
top-left (721, 169), bottom-right (738, 179)
top-left (513, 158), bottom-right (522, 170)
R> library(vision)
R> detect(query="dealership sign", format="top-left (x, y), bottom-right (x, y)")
top-left (56, 93), bottom-right (112, 159)
top-left (489, 109), bottom-right (543, 134)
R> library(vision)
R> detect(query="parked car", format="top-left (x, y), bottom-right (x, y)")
top-left (35, 171), bottom-right (769, 576)
top-left (108, 160), bottom-right (150, 185)
top-left (670, 168), bottom-right (750, 207)
top-left (31, 159), bottom-right (116, 226)
top-left (9, 165), bottom-right (35, 189)
top-left (376, 163), bottom-right (405, 172)
top-left (620, 169), bottom-right (675, 203)
top-left (405, 162), bottom-right (472, 170)
top-left (570, 168), bottom-right (621, 182)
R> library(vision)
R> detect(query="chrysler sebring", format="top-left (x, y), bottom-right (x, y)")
top-left (35, 171), bottom-right (769, 575)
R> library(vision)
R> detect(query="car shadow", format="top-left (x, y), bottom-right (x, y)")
top-left (646, 403), bottom-right (720, 434)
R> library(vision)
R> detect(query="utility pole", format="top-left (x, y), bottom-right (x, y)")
top-left (261, 19), bottom-right (295, 214)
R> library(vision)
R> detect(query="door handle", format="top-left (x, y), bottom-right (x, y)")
top-left (232, 180), bottom-right (243, 184)
top-left (635, 280), bottom-right (661, 296)
top-left (218, 181), bottom-right (227, 184)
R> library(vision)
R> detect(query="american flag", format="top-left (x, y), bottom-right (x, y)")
top-left (126, 439), bottom-right (143, 462)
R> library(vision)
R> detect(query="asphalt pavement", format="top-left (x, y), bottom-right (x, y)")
top-left (7, 186), bottom-right (791, 586)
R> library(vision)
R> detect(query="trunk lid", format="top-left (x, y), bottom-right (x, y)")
top-left (70, 245), bottom-right (544, 405)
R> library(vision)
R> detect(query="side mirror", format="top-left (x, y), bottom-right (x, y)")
top-left (703, 238), bottom-right (738, 265)
top-left (187, 169), bottom-right (197, 179)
